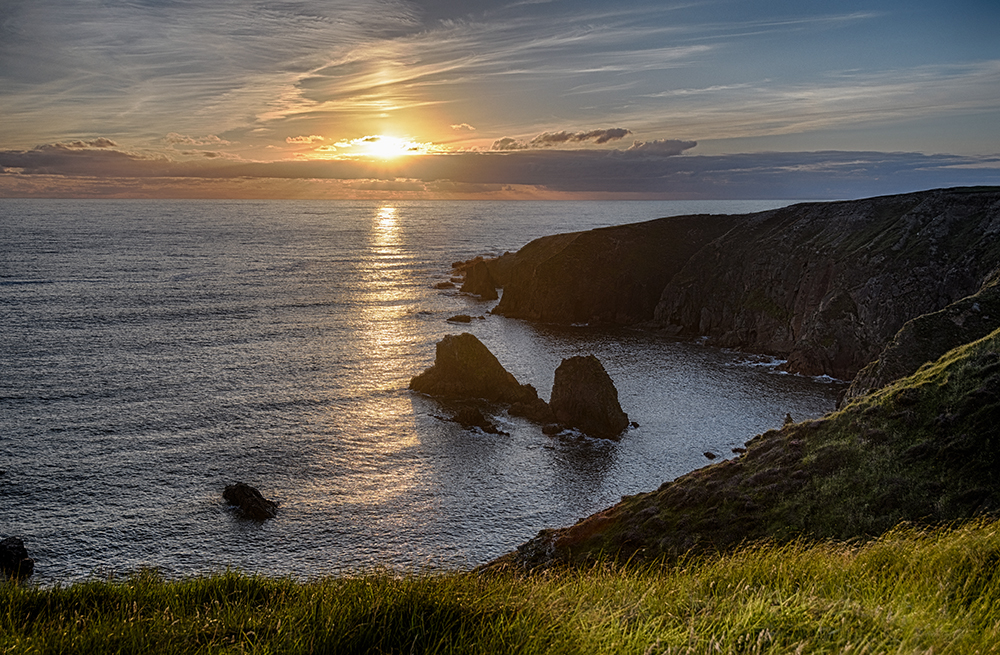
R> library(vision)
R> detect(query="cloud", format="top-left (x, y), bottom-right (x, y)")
top-left (492, 127), bottom-right (633, 150)
top-left (451, 123), bottom-right (476, 131)
top-left (626, 139), bottom-right (697, 155)
top-left (286, 135), bottom-right (326, 144)
top-left (165, 133), bottom-right (232, 146)
top-left (530, 128), bottom-right (632, 146)
top-left (48, 139), bottom-right (119, 150)
top-left (490, 137), bottom-right (529, 151)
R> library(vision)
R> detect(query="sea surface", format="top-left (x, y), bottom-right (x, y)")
top-left (0, 199), bottom-right (843, 584)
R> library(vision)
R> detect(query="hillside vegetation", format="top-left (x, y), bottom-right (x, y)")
top-left (4, 519), bottom-right (1000, 654)
top-left (495, 326), bottom-right (1000, 570)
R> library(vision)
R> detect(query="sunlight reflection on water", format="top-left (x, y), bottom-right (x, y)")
top-left (0, 198), bottom-right (840, 583)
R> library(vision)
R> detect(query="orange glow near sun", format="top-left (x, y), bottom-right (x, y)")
top-left (361, 136), bottom-right (419, 159)
top-left (310, 134), bottom-right (441, 160)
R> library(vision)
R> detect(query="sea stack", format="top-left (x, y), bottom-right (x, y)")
top-left (409, 332), bottom-right (539, 404)
top-left (549, 355), bottom-right (629, 440)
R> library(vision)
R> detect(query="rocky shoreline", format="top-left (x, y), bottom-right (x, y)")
top-left (447, 185), bottom-right (1000, 570)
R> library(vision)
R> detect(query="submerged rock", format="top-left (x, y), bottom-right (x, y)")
top-left (223, 482), bottom-right (278, 521)
top-left (410, 333), bottom-right (539, 405)
top-left (509, 396), bottom-right (557, 424)
top-left (0, 537), bottom-right (34, 577)
top-left (549, 355), bottom-right (629, 440)
top-left (453, 406), bottom-right (507, 435)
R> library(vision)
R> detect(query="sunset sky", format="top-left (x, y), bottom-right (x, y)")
top-left (1, 0), bottom-right (999, 199)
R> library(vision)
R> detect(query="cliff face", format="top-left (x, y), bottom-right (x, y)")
top-left (843, 272), bottom-right (1000, 401)
top-left (489, 215), bottom-right (741, 325)
top-left (652, 188), bottom-right (1000, 378)
top-left (487, 188), bottom-right (1000, 379)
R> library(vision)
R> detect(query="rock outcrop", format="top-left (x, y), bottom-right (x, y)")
top-left (1, 537), bottom-right (34, 577)
top-left (410, 333), bottom-right (540, 405)
top-left (484, 187), bottom-right (1000, 379)
top-left (452, 406), bottom-right (506, 435)
top-left (549, 355), bottom-right (629, 440)
top-left (490, 214), bottom-right (741, 324)
top-left (488, 326), bottom-right (1000, 570)
top-left (459, 259), bottom-right (499, 301)
top-left (223, 482), bottom-right (278, 521)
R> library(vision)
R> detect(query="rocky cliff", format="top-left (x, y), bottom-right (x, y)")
top-left (843, 272), bottom-right (1000, 401)
top-left (487, 187), bottom-right (1000, 379)
top-left (489, 214), bottom-right (741, 324)
top-left (653, 188), bottom-right (1000, 378)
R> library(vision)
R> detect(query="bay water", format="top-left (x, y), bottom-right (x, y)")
top-left (0, 199), bottom-right (841, 583)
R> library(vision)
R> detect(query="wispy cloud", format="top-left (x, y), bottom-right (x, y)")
top-left (491, 128), bottom-right (633, 150)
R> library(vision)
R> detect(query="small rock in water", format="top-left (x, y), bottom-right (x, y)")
top-left (460, 259), bottom-right (499, 301)
top-left (447, 314), bottom-right (473, 323)
top-left (223, 482), bottom-right (278, 521)
top-left (704, 451), bottom-right (717, 460)
top-left (434, 281), bottom-right (455, 289)
top-left (0, 536), bottom-right (34, 577)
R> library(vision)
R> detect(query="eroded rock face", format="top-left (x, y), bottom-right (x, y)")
top-left (410, 333), bottom-right (540, 405)
top-left (843, 275), bottom-right (1000, 402)
top-left (653, 188), bottom-right (1000, 378)
top-left (0, 537), bottom-right (34, 577)
top-left (491, 215), bottom-right (741, 325)
top-left (459, 259), bottom-right (499, 301)
top-left (223, 482), bottom-right (278, 521)
top-left (549, 355), bottom-right (629, 440)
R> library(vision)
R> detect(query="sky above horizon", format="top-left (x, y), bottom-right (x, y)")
top-left (1, 0), bottom-right (999, 199)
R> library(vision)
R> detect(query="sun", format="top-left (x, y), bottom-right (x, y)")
top-left (360, 135), bottom-right (421, 159)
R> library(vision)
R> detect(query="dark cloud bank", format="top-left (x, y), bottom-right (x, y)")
top-left (2, 141), bottom-right (999, 199)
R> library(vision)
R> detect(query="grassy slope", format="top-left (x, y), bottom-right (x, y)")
top-left (498, 327), bottom-right (1000, 569)
top-left (4, 520), bottom-right (1000, 653)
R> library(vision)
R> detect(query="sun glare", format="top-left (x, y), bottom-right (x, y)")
top-left (305, 134), bottom-right (442, 161)
top-left (362, 136), bottom-right (413, 159)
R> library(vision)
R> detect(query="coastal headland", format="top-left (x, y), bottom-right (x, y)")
top-left (481, 186), bottom-right (1000, 381)
top-left (467, 186), bottom-right (1000, 569)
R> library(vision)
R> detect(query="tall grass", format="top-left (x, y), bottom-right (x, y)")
top-left (4, 519), bottom-right (1000, 654)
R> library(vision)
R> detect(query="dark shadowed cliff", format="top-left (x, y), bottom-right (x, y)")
top-left (654, 188), bottom-right (1000, 378)
top-left (489, 214), bottom-right (741, 324)
top-left (487, 187), bottom-right (1000, 379)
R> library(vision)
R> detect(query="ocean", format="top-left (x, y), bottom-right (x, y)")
top-left (0, 198), bottom-right (842, 584)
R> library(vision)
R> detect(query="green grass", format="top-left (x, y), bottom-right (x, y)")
top-left (4, 519), bottom-right (1000, 654)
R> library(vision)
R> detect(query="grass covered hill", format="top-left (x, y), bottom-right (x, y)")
top-left (494, 326), bottom-right (1000, 570)
top-left (4, 520), bottom-right (1000, 653)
